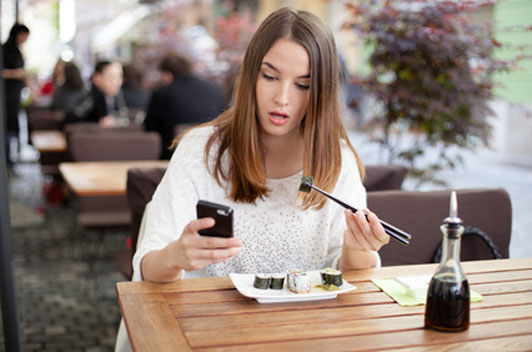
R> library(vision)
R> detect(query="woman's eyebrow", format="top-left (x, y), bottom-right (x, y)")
top-left (262, 61), bottom-right (310, 79)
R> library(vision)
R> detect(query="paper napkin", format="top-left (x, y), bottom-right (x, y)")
top-left (371, 278), bottom-right (483, 306)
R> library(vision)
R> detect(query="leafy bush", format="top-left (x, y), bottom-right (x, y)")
top-left (345, 0), bottom-right (530, 186)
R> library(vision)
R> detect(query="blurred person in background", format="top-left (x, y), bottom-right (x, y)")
top-left (121, 64), bottom-right (149, 111)
top-left (62, 60), bottom-right (127, 127)
top-left (49, 61), bottom-right (87, 112)
top-left (39, 58), bottom-right (65, 98)
top-left (144, 53), bottom-right (224, 159)
top-left (2, 23), bottom-right (30, 172)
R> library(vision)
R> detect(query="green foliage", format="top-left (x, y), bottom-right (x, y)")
top-left (345, 0), bottom-right (530, 187)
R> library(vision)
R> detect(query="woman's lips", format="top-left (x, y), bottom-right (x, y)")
top-left (269, 111), bottom-right (289, 126)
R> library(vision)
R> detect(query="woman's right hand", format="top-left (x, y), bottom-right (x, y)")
top-left (168, 217), bottom-right (243, 271)
top-left (141, 217), bottom-right (242, 282)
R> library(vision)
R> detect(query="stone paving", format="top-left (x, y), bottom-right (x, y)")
top-left (3, 162), bottom-right (126, 352)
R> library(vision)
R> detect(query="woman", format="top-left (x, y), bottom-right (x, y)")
top-left (116, 6), bottom-right (389, 351)
top-left (2, 23), bottom-right (30, 170)
top-left (49, 61), bottom-right (87, 111)
top-left (134, 6), bottom-right (388, 283)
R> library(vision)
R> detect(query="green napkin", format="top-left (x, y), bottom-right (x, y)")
top-left (371, 279), bottom-right (483, 306)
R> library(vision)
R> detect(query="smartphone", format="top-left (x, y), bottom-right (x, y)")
top-left (196, 200), bottom-right (234, 238)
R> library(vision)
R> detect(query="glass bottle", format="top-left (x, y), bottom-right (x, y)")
top-left (424, 191), bottom-right (470, 332)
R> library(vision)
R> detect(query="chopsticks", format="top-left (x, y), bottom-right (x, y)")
top-left (300, 178), bottom-right (411, 246)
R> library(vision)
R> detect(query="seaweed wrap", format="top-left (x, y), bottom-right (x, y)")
top-left (253, 274), bottom-right (271, 289)
top-left (286, 269), bottom-right (311, 293)
top-left (320, 268), bottom-right (343, 287)
top-left (269, 273), bottom-right (285, 290)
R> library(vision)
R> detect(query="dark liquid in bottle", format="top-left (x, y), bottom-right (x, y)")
top-left (425, 274), bottom-right (470, 332)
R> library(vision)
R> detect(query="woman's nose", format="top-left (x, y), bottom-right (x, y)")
top-left (274, 82), bottom-right (290, 106)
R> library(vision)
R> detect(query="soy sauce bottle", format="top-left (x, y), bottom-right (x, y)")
top-left (425, 191), bottom-right (470, 332)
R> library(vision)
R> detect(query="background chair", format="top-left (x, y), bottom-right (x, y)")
top-left (368, 188), bottom-right (512, 266)
top-left (26, 106), bottom-right (70, 180)
top-left (68, 129), bottom-right (159, 162)
top-left (115, 167), bottom-right (166, 279)
top-left (63, 122), bottom-right (143, 136)
top-left (363, 165), bottom-right (408, 191)
top-left (26, 105), bottom-right (65, 132)
top-left (68, 130), bottom-right (161, 229)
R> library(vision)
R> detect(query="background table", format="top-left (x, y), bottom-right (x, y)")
top-left (30, 130), bottom-right (67, 153)
top-left (30, 131), bottom-right (70, 176)
top-left (59, 160), bottom-right (168, 196)
top-left (117, 258), bottom-right (532, 351)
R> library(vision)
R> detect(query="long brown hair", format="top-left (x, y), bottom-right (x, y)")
top-left (182, 7), bottom-right (364, 209)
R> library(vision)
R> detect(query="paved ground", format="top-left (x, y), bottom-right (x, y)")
top-left (1, 129), bottom-right (531, 351)
top-left (3, 163), bottom-right (125, 351)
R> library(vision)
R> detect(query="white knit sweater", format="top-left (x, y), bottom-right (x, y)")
top-left (132, 125), bottom-right (374, 280)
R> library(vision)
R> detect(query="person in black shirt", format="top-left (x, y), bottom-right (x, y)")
top-left (144, 53), bottom-right (224, 159)
top-left (2, 23), bottom-right (30, 169)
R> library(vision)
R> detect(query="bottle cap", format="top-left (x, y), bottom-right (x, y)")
top-left (444, 191), bottom-right (463, 225)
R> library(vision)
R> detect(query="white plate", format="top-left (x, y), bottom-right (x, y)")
top-left (229, 270), bottom-right (357, 304)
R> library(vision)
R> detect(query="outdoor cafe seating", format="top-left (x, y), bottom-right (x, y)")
top-left (114, 166), bottom-right (518, 351)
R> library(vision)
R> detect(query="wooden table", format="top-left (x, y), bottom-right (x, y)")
top-left (59, 160), bottom-right (168, 196)
top-left (117, 258), bottom-right (532, 351)
top-left (30, 130), bottom-right (67, 153)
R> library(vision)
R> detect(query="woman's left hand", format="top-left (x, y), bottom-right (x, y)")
top-left (343, 208), bottom-right (389, 252)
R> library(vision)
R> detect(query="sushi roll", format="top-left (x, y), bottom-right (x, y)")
top-left (286, 269), bottom-right (311, 294)
top-left (320, 268), bottom-right (343, 287)
top-left (270, 273), bottom-right (285, 290)
top-left (253, 274), bottom-right (271, 289)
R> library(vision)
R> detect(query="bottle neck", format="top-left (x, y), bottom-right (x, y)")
top-left (434, 223), bottom-right (468, 282)
top-left (441, 233), bottom-right (460, 263)
top-left (439, 223), bottom-right (464, 264)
